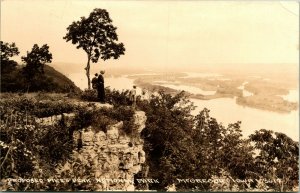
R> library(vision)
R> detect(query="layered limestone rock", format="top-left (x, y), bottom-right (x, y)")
top-left (34, 102), bottom-right (113, 126)
top-left (71, 111), bottom-right (147, 191)
top-left (133, 111), bottom-right (146, 133)
top-left (74, 101), bottom-right (113, 110)
top-left (35, 113), bottom-right (75, 126)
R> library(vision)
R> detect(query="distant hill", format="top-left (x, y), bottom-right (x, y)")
top-left (44, 65), bottom-right (81, 93)
top-left (1, 64), bottom-right (81, 93)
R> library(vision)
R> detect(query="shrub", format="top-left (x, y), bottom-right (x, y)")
top-left (105, 88), bottom-right (131, 106)
top-left (0, 95), bottom-right (76, 118)
top-left (80, 89), bottom-right (98, 102)
top-left (33, 100), bottom-right (75, 118)
top-left (0, 112), bottom-right (73, 184)
top-left (80, 87), bottom-right (133, 107)
top-left (71, 105), bottom-right (135, 136)
top-left (101, 106), bottom-right (135, 135)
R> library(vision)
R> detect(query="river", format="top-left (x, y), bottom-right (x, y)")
top-left (67, 72), bottom-right (299, 141)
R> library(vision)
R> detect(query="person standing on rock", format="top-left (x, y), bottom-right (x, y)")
top-left (97, 70), bottom-right (105, 103)
top-left (129, 85), bottom-right (137, 108)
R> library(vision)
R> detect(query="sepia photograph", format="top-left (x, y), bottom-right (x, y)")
top-left (0, 0), bottom-right (299, 192)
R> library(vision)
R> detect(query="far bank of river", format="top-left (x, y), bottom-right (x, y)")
top-left (189, 98), bottom-right (299, 141)
top-left (67, 72), bottom-right (299, 141)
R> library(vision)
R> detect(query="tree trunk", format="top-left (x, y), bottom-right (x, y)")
top-left (86, 55), bottom-right (91, 89)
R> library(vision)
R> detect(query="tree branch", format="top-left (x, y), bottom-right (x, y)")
top-left (0, 146), bottom-right (12, 169)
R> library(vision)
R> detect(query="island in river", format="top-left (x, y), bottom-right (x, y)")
top-left (52, 63), bottom-right (298, 114)
top-left (126, 70), bottom-right (298, 114)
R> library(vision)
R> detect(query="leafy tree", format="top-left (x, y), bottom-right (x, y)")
top-left (249, 129), bottom-right (299, 191)
top-left (22, 44), bottom-right (52, 76)
top-left (1, 41), bottom-right (20, 73)
top-left (22, 44), bottom-right (52, 91)
top-left (1, 41), bottom-right (21, 92)
top-left (139, 92), bottom-right (256, 191)
top-left (192, 108), bottom-right (255, 191)
top-left (140, 91), bottom-right (198, 190)
top-left (1, 41), bottom-right (20, 61)
top-left (63, 8), bottom-right (125, 89)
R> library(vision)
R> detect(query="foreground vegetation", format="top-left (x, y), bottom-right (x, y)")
top-left (137, 91), bottom-right (298, 191)
top-left (0, 91), bottom-right (135, 191)
top-left (0, 90), bottom-right (298, 191)
top-left (1, 39), bottom-right (299, 190)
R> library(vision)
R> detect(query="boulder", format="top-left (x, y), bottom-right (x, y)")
top-left (82, 127), bottom-right (94, 146)
top-left (129, 165), bottom-right (141, 174)
top-left (133, 111), bottom-right (147, 133)
top-left (138, 150), bottom-right (146, 164)
top-left (62, 113), bottom-right (75, 127)
top-left (35, 114), bottom-right (62, 126)
top-left (94, 131), bottom-right (107, 145)
top-left (35, 113), bottom-right (76, 127)
top-left (126, 184), bottom-right (135, 191)
top-left (107, 121), bottom-right (123, 141)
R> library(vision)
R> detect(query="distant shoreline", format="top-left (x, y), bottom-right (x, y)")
top-left (58, 68), bottom-right (299, 114)
top-left (133, 79), bottom-right (299, 114)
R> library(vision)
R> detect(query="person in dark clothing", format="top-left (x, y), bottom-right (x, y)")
top-left (97, 70), bottom-right (105, 103)
top-left (91, 73), bottom-right (99, 90)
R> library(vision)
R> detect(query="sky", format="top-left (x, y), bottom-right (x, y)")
top-left (1, 0), bottom-right (299, 71)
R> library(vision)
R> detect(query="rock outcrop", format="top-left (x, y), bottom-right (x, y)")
top-left (74, 101), bottom-right (113, 110)
top-left (33, 101), bottom-right (147, 191)
top-left (34, 102), bottom-right (113, 126)
top-left (35, 113), bottom-right (76, 126)
top-left (70, 110), bottom-right (147, 191)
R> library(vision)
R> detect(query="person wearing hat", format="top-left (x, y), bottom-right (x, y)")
top-left (97, 70), bottom-right (105, 103)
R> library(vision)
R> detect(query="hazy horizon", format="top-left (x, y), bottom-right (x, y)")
top-left (1, 0), bottom-right (299, 70)
top-left (50, 61), bottom-right (299, 77)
